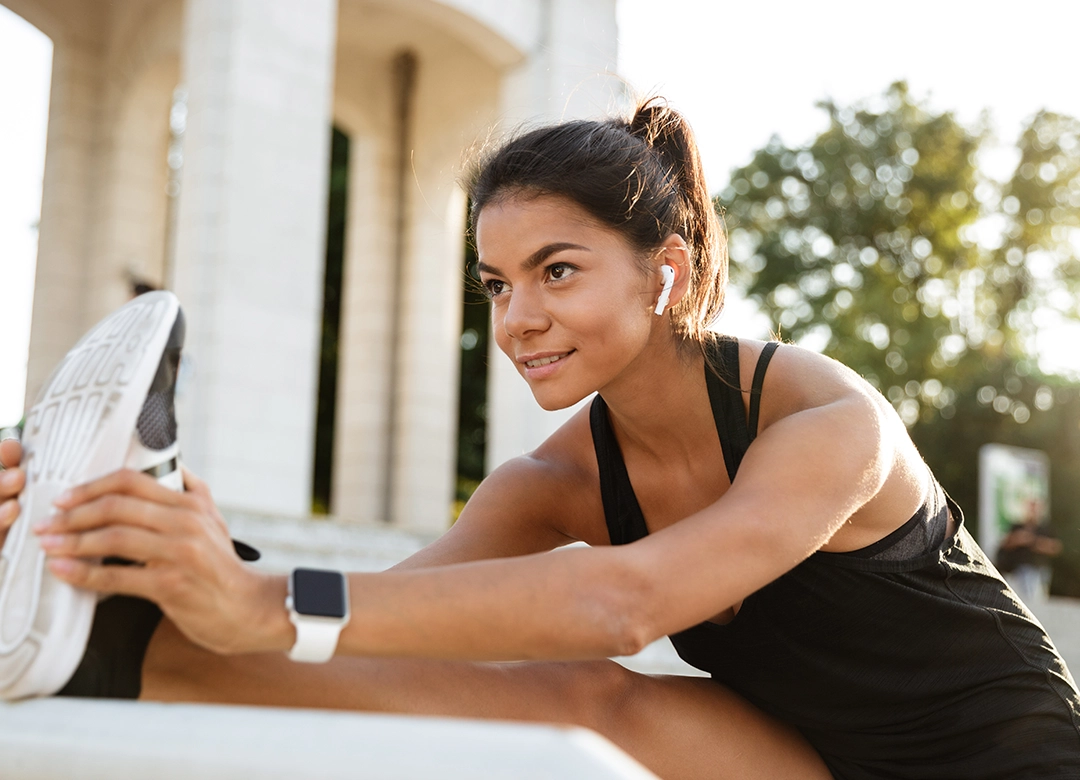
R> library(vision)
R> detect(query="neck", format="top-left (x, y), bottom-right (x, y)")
top-left (598, 332), bottom-right (720, 464)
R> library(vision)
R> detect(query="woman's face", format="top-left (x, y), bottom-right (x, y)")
top-left (475, 194), bottom-right (662, 411)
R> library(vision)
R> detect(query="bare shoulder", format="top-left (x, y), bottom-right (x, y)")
top-left (739, 339), bottom-right (896, 433)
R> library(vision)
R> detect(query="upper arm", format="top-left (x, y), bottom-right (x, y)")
top-left (390, 453), bottom-right (590, 571)
top-left (726, 385), bottom-right (892, 556)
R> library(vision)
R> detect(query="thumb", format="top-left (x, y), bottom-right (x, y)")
top-left (0, 439), bottom-right (23, 470)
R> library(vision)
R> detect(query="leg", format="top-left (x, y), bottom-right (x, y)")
top-left (142, 619), bottom-right (829, 779)
top-left (1007, 565), bottom-right (1040, 605)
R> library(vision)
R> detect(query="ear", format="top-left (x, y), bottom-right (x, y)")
top-left (654, 234), bottom-right (691, 308)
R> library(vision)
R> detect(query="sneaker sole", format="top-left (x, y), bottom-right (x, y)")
top-left (0, 291), bottom-right (181, 700)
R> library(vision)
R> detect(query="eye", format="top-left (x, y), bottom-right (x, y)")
top-left (547, 263), bottom-right (575, 282)
top-left (482, 278), bottom-right (507, 298)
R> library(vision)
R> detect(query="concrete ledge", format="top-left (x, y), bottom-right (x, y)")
top-left (0, 698), bottom-right (658, 780)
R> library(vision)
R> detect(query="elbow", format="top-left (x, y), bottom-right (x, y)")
top-left (593, 611), bottom-right (651, 658)
top-left (586, 556), bottom-right (662, 657)
top-left (615, 623), bottom-right (653, 658)
top-left (602, 609), bottom-right (652, 657)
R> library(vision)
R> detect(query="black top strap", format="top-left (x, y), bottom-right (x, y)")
top-left (747, 341), bottom-right (781, 439)
top-left (704, 337), bottom-right (749, 484)
top-left (590, 396), bottom-right (649, 546)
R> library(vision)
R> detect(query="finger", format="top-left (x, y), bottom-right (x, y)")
top-left (40, 525), bottom-right (171, 563)
top-left (0, 467), bottom-right (25, 503)
top-left (0, 439), bottom-right (22, 469)
top-left (39, 493), bottom-right (195, 537)
top-left (54, 468), bottom-right (190, 511)
top-left (47, 556), bottom-right (158, 600)
top-left (180, 467), bottom-right (230, 535)
top-left (0, 498), bottom-right (20, 529)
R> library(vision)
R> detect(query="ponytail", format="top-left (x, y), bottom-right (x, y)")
top-left (469, 97), bottom-right (728, 343)
top-left (627, 99), bottom-right (727, 342)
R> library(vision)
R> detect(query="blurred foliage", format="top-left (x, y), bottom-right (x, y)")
top-left (717, 83), bottom-right (1080, 595)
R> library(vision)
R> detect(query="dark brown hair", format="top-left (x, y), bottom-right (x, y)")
top-left (468, 98), bottom-right (727, 343)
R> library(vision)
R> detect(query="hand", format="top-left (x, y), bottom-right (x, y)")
top-left (0, 439), bottom-right (25, 548)
top-left (1002, 528), bottom-right (1037, 548)
top-left (33, 467), bottom-right (289, 656)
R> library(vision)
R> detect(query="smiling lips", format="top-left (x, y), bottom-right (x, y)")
top-left (524, 352), bottom-right (571, 368)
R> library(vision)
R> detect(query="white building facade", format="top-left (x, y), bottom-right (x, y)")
top-left (7, 0), bottom-right (623, 532)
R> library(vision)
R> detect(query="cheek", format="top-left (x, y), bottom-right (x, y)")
top-left (590, 292), bottom-right (652, 342)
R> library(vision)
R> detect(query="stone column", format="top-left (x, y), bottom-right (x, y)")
top-left (331, 50), bottom-right (472, 534)
top-left (331, 10), bottom-right (507, 531)
top-left (387, 169), bottom-right (467, 534)
top-left (332, 116), bottom-right (397, 525)
top-left (24, 13), bottom-right (107, 407)
top-left (171, 0), bottom-right (338, 516)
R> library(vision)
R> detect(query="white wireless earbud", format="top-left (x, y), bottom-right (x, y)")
top-left (654, 265), bottom-right (676, 316)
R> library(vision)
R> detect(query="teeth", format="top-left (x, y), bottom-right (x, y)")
top-left (526, 353), bottom-right (567, 368)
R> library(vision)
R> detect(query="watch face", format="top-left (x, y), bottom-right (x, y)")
top-left (292, 568), bottom-right (348, 619)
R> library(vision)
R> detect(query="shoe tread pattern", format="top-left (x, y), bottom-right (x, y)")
top-left (0, 295), bottom-right (176, 698)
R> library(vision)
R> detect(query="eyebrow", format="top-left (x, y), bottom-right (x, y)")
top-left (476, 242), bottom-right (590, 276)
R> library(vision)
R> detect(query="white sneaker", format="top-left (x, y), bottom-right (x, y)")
top-left (0, 291), bottom-right (185, 699)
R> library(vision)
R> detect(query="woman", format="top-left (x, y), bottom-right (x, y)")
top-left (1, 99), bottom-right (1078, 779)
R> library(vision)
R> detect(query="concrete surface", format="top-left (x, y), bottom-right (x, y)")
top-left (0, 698), bottom-right (659, 779)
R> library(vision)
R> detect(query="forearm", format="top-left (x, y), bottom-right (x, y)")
top-left (1034, 537), bottom-right (1063, 556)
top-left (255, 547), bottom-right (649, 662)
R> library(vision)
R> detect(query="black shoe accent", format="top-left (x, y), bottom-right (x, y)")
top-left (55, 595), bottom-right (163, 700)
top-left (232, 539), bottom-right (262, 562)
top-left (136, 309), bottom-right (184, 451)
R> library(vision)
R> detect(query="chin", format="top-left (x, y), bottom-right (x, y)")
top-left (529, 386), bottom-right (592, 412)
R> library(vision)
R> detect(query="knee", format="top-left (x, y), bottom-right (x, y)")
top-left (543, 660), bottom-right (642, 733)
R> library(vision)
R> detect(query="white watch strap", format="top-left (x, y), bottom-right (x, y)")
top-left (288, 611), bottom-right (345, 663)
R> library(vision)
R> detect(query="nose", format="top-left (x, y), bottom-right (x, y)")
top-left (500, 285), bottom-right (550, 341)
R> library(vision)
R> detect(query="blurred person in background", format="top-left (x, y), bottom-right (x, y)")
top-left (997, 498), bottom-right (1063, 605)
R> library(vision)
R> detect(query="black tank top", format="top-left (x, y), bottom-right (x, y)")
top-left (590, 336), bottom-right (1080, 779)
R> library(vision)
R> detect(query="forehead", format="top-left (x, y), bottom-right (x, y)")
top-left (475, 194), bottom-right (618, 254)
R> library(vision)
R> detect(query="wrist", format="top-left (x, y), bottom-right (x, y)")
top-left (248, 572), bottom-right (294, 654)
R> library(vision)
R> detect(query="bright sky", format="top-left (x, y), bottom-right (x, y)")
top-left (0, 5), bottom-right (50, 428)
top-left (2, 1), bottom-right (1080, 425)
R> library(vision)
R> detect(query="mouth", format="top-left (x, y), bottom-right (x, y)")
top-left (523, 352), bottom-right (572, 368)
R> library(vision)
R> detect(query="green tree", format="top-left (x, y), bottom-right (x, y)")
top-left (717, 83), bottom-right (1080, 594)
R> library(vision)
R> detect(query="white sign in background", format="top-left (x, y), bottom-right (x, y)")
top-left (978, 443), bottom-right (1051, 562)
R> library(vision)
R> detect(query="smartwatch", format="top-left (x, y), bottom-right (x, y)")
top-left (286, 568), bottom-right (351, 663)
